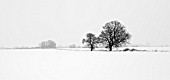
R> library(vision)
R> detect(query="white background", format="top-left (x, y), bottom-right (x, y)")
top-left (0, 0), bottom-right (170, 47)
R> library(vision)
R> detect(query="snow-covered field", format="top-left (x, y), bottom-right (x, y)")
top-left (0, 47), bottom-right (170, 80)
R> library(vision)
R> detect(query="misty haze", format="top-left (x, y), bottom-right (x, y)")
top-left (0, 0), bottom-right (170, 80)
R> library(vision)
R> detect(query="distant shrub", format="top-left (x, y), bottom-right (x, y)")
top-left (123, 48), bottom-right (147, 52)
top-left (123, 48), bottom-right (130, 51)
top-left (130, 48), bottom-right (138, 51)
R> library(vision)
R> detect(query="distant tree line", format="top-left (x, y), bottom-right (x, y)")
top-left (39, 40), bottom-right (56, 49)
top-left (35, 20), bottom-right (131, 50)
top-left (82, 20), bottom-right (131, 51)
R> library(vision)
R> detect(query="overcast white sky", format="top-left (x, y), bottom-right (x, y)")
top-left (0, 0), bottom-right (170, 47)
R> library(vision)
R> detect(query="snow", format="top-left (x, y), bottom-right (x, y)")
top-left (0, 48), bottom-right (170, 80)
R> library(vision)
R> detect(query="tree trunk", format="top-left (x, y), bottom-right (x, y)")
top-left (109, 46), bottom-right (112, 51)
top-left (91, 48), bottom-right (93, 51)
top-left (90, 45), bottom-right (94, 51)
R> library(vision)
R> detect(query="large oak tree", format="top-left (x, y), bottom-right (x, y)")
top-left (99, 21), bottom-right (131, 51)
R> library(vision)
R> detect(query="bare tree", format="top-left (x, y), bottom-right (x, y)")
top-left (99, 20), bottom-right (131, 51)
top-left (82, 33), bottom-right (98, 51)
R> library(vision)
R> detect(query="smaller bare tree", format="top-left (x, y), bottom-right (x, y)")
top-left (82, 33), bottom-right (98, 51)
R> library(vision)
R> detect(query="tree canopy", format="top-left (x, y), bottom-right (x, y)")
top-left (99, 20), bottom-right (131, 51)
